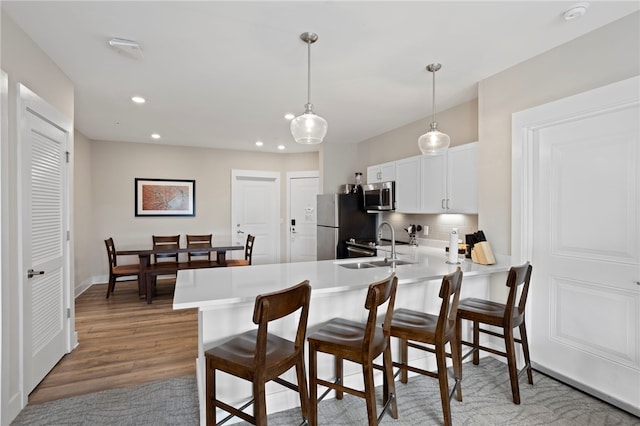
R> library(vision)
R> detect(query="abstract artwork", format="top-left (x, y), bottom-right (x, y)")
top-left (135, 178), bottom-right (195, 216)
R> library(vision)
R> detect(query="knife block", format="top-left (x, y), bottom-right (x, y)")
top-left (471, 241), bottom-right (496, 265)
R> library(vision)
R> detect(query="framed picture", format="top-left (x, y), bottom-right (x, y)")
top-left (135, 178), bottom-right (195, 217)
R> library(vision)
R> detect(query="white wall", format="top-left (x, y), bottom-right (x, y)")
top-left (1, 12), bottom-right (74, 425)
top-left (73, 131), bottom-right (93, 295)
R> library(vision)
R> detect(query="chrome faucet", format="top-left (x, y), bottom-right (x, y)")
top-left (377, 221), bottom-right (396, 260)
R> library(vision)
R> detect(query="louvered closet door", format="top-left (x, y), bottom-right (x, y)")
top-left (22, 101), bottom-right (69, 393)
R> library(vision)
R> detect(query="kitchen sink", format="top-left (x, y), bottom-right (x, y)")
top-left (338, 262), bottom-right (378, 269)
top-left (368, 259), bottom-right (414, 267)
top-left (337, 258), bottom-right (415, 269)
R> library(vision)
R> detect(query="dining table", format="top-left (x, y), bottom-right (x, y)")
top-left (118, 241), bottom-right (245, 303)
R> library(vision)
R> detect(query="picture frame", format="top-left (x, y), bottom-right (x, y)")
top-left (135, 178), bottom-right (195, 217)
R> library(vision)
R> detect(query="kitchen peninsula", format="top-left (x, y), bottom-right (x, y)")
top-left (174, 245), bottom-right (512, 424)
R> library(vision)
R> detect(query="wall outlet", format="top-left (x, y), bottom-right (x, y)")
top-left (423, 225), bottom-right (429, 236)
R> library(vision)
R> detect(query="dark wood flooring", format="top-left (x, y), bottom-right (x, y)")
top-left (28, 279), bottom-right (198, 404)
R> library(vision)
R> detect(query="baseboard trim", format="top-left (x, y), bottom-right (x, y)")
top-left (532, 362), bottom-right (639, 418)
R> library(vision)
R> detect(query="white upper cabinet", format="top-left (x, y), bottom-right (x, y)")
top-left (420, 151), bottom-right (448, 212)
top-left (367, 161), bottom-right (396, 183)
top-left (447, 142), bottom-right (478, 213)
top-left (421, 142), bottom-right (478, 213)
top-left (395, 156), bottom-right (422, 213)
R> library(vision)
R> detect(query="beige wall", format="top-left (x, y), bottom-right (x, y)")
top-left (478, 11), bottom-right (640, 256)
top-left (356, 99), bottom-right (479, 171)
top-left (73, 131), bottom-right (93, 293)
top-left (1, 12), bottom-right (75, 424)
top-left (88, 140), bottom-right (318, 279)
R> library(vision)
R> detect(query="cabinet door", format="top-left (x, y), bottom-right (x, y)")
top-left (367, 161), bottom-right (396, 183)
top-left (447, 142), bottom-right (478, 213)
top-left (379, 161), bottom-right (396, 182)
top-left (395, 156), bottom-right (421, 213)
top-left (420, 152), bottom-right (447, 212)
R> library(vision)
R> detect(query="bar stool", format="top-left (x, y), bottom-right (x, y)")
top-left (389, 267), bottom-right (463, 426)
top-left (205, 280), bottom-right (311, 426)
top-left (456, 262), bottom-right (533, 404)
top-left (307, 274), bottom-right (398, 426)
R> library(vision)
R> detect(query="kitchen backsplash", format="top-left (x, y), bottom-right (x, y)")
top-left (378, 212), bottom-right (478, 244)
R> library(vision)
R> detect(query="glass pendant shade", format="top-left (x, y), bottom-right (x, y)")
top-left (419, 63), bottom-right (450, 155)
top-left (291, 32), bottom-right (327, 144)
top-left (418, 122), bottom-right (450, 154)
top-left (290, 105), bottom-right (328, 145)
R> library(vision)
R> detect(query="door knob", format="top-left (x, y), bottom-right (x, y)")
top-left (27, 268), bottom-right (45, 279)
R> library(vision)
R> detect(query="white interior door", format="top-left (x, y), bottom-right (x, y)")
top-left (18, 84), bottom-right (72, 394)
top-left (512, 76), bottom-right (640, 416)
top-left (287, 172), bottom-right (319, 263)
top-left (231, 170), bottom-right (280, 264)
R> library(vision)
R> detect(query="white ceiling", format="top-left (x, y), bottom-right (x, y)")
top-left (3, 1), bottom-right (638, 154)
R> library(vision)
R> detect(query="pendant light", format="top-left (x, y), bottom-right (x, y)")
top-left (418, 63), bottom-right (450, 154)
top-left (290, 32), bottom-right (328, 145)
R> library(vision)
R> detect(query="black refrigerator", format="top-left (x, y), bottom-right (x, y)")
top-left (316, 193), bottom-right (377, 260)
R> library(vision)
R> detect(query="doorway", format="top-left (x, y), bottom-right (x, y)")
top-left (512, 76), bottom-right (640, 415)
top-left (18, 84), bottom-right (74, 398)
top-left (287, 172), bottom-right (319, 263)
top-left (231, 170), bottom-right (280, 264)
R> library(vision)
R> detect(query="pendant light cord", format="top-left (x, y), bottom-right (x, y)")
top-left (431, 69), bottom-right (436, 124)
top-left (307, 40), bottom-right (312, 106)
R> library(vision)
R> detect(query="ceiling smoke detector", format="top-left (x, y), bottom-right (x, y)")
top-left (108, 38), bottom-right (143, 59)
top-left (562, 3), bottom-right (589, 21)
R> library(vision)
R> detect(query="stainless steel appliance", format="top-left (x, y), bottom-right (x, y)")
top-left (362, 181), bottom-right (395, 211)
top-left (317, 193), bottom-right (377, 260)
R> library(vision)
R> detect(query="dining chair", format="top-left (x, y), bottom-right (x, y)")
top-left (307, 274), bottom-right (398, 426)
top-left (226, 234), bottom-right (255, 266)
top-left (205, 280), bottom-right (311, 426)
top-left (186, 234), bottom-right (213, 263)
top-left (456, 262), bottom-right (533, 404)
top-left (389, 267), bottom-right (463, 426)
top-left (152, 235), bottom-right (180, 264)
top-left (104, 237), bottom-right (140, 298)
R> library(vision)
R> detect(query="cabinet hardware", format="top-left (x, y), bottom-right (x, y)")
top-left (446, 198), bottom-right (450, 210)
top-left (441, 199), bottom-right (445, 210)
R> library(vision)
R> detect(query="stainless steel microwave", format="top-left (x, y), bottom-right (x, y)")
top-left (362, 181), bottom-right (395, 211)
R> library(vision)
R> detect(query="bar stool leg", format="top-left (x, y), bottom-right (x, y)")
top-left (295, 358), bottom-right (310, 419)
top-left (362, 361), bottom-right (377, 425)
top-left (399, 338), bottom-right (409, 383)
top-left (520, 322), bottom-right (534, 385)
top-left (383, 344), bottom-right (398, 419)
top-left (335, 356), bottom-right (344, 400)
top-left (309, 344), bottom-right (318, 426)
top-left (504, 326), bottom-right (521, 404)
top-left (435, 344), bottom-right (452, 426)
top-left (451, 335), bottom-right (463, 402)
top-left (253, 379), bottom-right (267, 426)
top-left (472, 320), bottom-right (480, 365)
top-left (206, 358), bottom-right (216, 426)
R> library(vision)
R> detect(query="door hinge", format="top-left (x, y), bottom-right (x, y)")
top-left (65, 151), bottom-right (70, 163)
top-left (67, 308), bottom-right (71, 319)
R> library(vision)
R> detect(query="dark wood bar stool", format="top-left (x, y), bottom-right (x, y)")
top-left (104, 237), bottom-right (140, 298)
top-left (205, 280), bottom-right (311, 426)
top-left (389, 267), bottom-right (463, 426)
top-left (456, 262), bottom-right (533, 404)
top-left (307, 274), bottom-right (398, 426)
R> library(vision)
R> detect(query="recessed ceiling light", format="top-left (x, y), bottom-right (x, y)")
top-left (277, 145), bottom-right (285, 150)
top-left (131, 96), bottom-right (146, 104)
top-left (255, 141), bottom-right (264, 147)
top-left (562, 3), bottom-right (589, 21)
top-left (151, 133), bottom-right (161, 139)
top-left (284, 113), bottom-right (295, 120)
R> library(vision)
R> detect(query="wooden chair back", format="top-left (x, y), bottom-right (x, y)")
top-left (244, 234), bottom-right (255, 264)
top-left (186, 234), bottom-right (212, 262)
top-left (251, 280), bottom-right (312, 369)
top-left (436, 267), bottom-right (463, 343)
top-left (363, 273), bottom-right (398, 357)
top-left (504, 262), bottom-right (533, 327)
top-left (152, 235), bottom-right (180, 263)
top-left (105, 237), bottom-right (118, 270)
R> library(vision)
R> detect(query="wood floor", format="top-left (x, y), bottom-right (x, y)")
top-left (28, 278), bottom-right (198, 404)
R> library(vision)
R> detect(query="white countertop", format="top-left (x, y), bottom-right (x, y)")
top-left (173, 245), bottom-right (511, 310)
